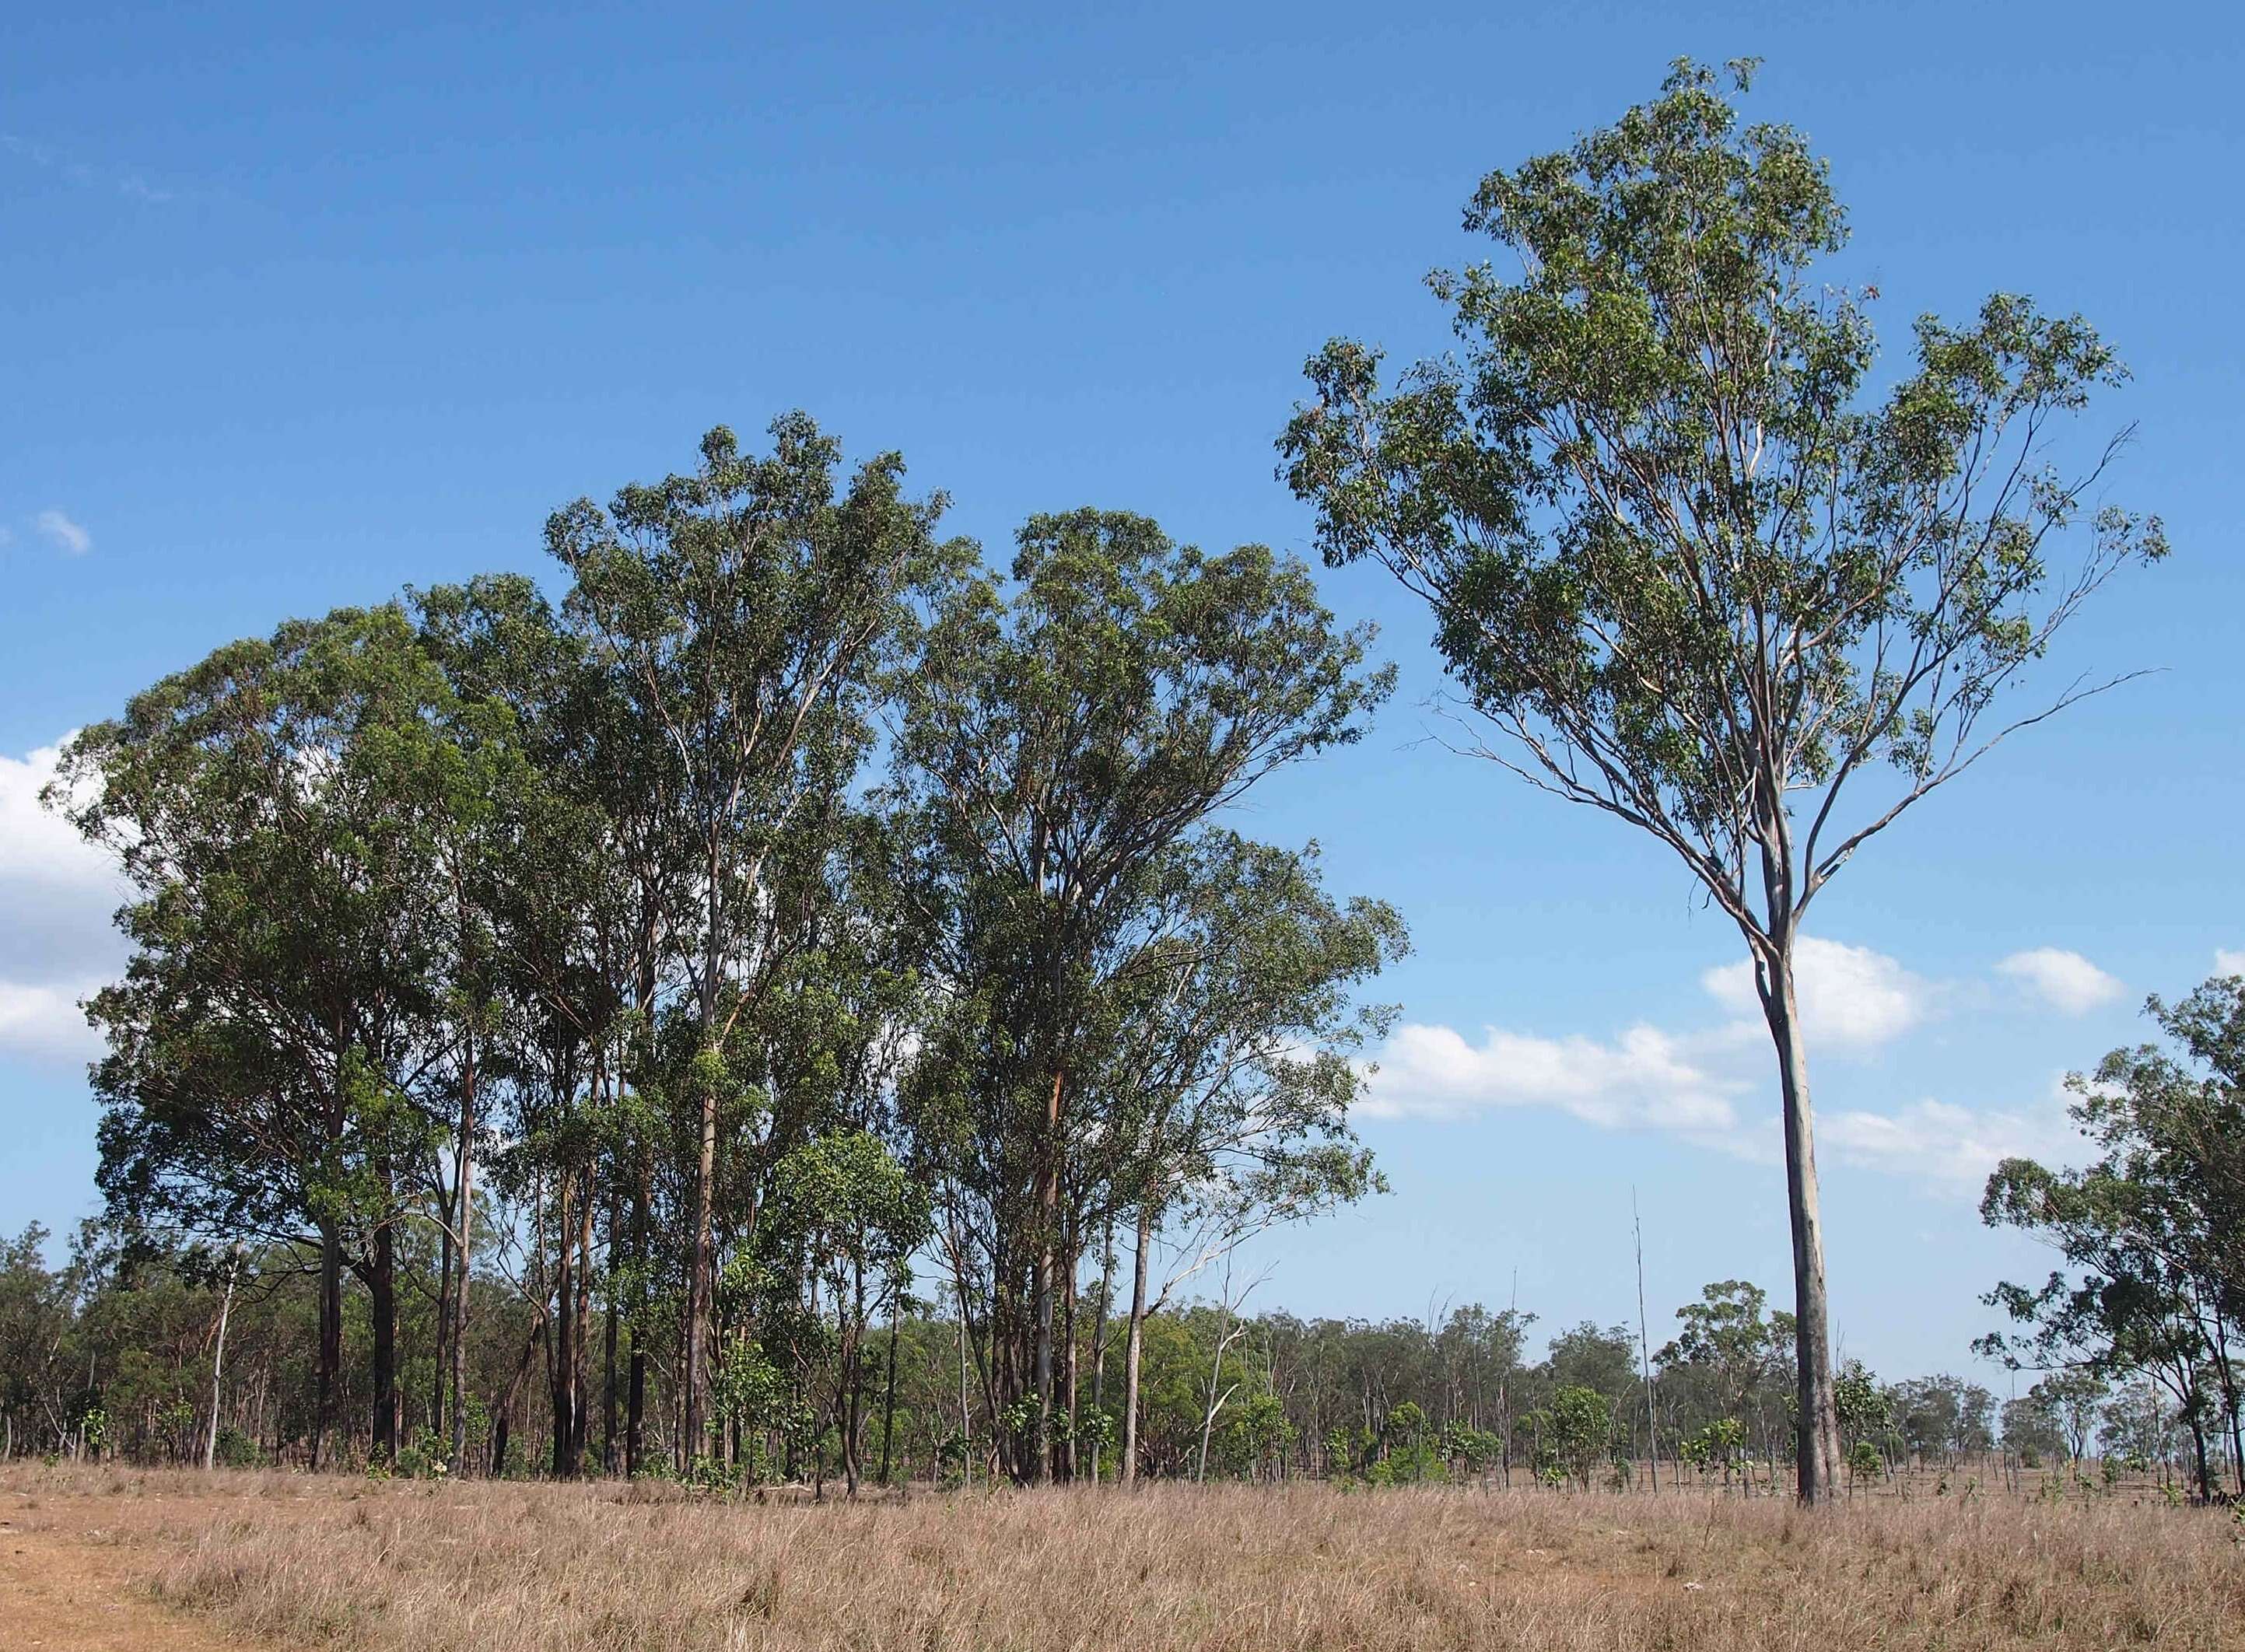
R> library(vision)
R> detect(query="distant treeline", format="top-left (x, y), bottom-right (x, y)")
top-left (3, 1237), bottom-right (2214, 1493)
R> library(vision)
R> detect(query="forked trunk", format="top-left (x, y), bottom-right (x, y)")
top-left (1759, 940), bottom-right (1841, 1504)
top-left (450, 1030), bottom-right (476, 1473)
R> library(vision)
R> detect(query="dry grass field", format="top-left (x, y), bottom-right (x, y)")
top-left (4, 1462), bottom-right (2243, 1651)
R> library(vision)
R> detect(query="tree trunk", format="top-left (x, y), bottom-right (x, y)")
top-left (1088, 1219), bottom-right (1114, 1484)
top-left (842, 1258), bottom-right (867, 1497)
top-left (450, 1030), bottom-right (476, 1473)
top-left (955, 1291), bottom-right (972, 1485)
top-left (1759, 940), bottom-right (1841, 1505)
top-left (1121, 1200), bottom-right (1153, 1488)
top-left (431, 1182), bottom-right (453, 1444)
top-left (370, 1212), bottom-right (398, 1461)
top-left (625, 1138), bottom-right (650, 1477)
top-left (878, 1296), bottom-right (902, 1486)
top-left (682, 1041), bottom-right (719, 1464)
top-left (572, 1168), bottom-right (596, 1468)
top-left (204, 1249), bottom-right (239, 1470)
top-left (1061, 1234), bottom-right (1080, 1482)
top-left (313, 1217), bottom-right (341, 1472)
top-left (491, 1320), bottom-right (541, 1479)
top-left (1031, 1067), bottom-right (1063, 1484)
top-left (603, 1176), bottom-right (622, 1474)
top-left (552, 1171), bottom-right (581, 1479)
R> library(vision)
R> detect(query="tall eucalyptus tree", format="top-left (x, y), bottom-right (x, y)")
top-left (893, 509), bottom-right (1390, 1482)
top-left (1282, 60), bottom-right (2164, 1500)
top-left (547, 416), bottom-right (970, 1458)
top-left (54, 608), bottom-right (455, 1465)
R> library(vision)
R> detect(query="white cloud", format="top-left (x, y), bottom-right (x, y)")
top-left (1356, 936), bottom-right (2086, 1199)
top-left (1, 737), bottom-right (115, 898)
top-left (33, 509), bottom-right (91, 555)
top-left (1819, 1083), bottom-right (2080, 1189)
top-left (2217, 949), bottom-right (2245, 978)
top-left (1700, 936), bottom-right (1928, 1051)
top-left (1362, 1020), bottom-right (1742, 1140)
top-left (0, 737), bottom-right (125, 1063)
top-left (1995, 947), bottom-right (2124, 1014)
top-left (0, 979), bottom-right (103, 1063)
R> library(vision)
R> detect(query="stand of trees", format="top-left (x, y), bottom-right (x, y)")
top-left (4, 65), bottom-right (2199, 1510)
top-left (30, 418), bottom-right (1402, 1491)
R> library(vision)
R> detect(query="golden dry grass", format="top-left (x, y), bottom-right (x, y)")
top-left (7, 1462), bottom-right (2243, 1651)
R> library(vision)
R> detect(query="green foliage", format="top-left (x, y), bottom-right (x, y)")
top-left (1546, 1384), bottom-right (1613, 1488)
top-left (1284, 57), bottom-right (2163, 1503)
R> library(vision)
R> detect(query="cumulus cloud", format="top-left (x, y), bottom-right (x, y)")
top-left (33, 509), bottom-right (91, 555)
top-left (2217, 949), bottom-right (2245, 978)
top-left (0, 737), bottom-right (124, 1062)
top-left (1355, 936), bottom-right (2089, 1196)
top-left (1996, 947), bottom-right (2124, 1014)
top-left (1364, 934), bottom-right (1928, 1143)
top-left (1820, 1085), bottom-right (2080, 1189)
top-left (1361, 1020), bottom-right (1742, 1141)
top-left (1700, 936), bottom-right (1929, 1051)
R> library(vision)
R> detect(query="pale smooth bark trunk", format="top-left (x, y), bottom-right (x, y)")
top-left (877, 1296), bottom-right (902, 1486)
top-left (1121, 1201), bottom-right (1153, 1487)
top-left (1760, 940), bottom-right (1841, 1504)
top-left (602, 1174), bottom-right (622, 1474)
top-left (955, 1294), bottom-right (972, 1485)
top-left (204, 1249), bottom-right (239, 1470)
top-left (449, 1029), bottom-right (476, 1472)
top-left (683, 1041), bottom-right (719, 1462)
top-left (1087, 1220), bottom-right (1113, 1484)
top-left (431, 1191), bottom-right (453, 1442)
top-left (572, 1167), bottom-right (595, 1468)
top-left (1031, 1067), bottom-right (1063, 1484)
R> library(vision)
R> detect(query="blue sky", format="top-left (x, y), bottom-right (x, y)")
top-left (4, 2), bottom-right (2240, 1381)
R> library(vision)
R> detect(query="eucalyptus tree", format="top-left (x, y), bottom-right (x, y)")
top-left (1281, 60), bottom-right (2165, 1500)
top-left (547, 415), bottom-right (969, 1458)
top-left (1096, 833), bottom-right (1406, 1484)
top-left (892, 509), bottom-right (1390, 1481)
top-left (1980, 975), bottom-right (2245, 1497)
top-left (53, 607), bottom-right (456, 1465)
top-left (433, 576), bottom-right (694, 1479)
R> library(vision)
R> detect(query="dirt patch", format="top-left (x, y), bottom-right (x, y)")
top-left (2, 1494), bottom-right (254, 1651)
